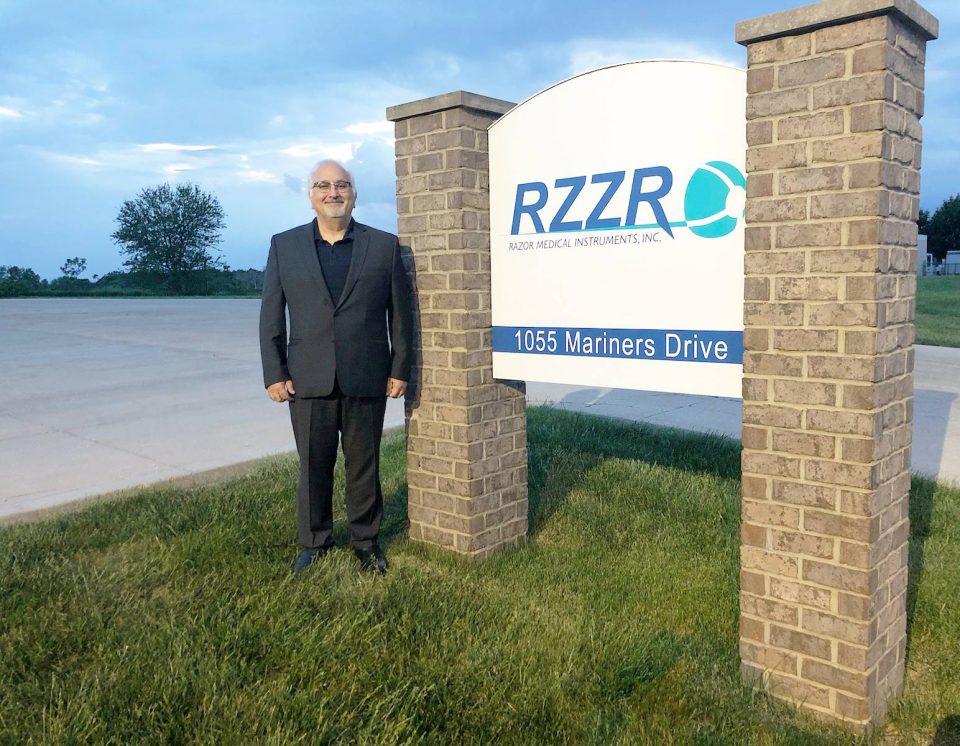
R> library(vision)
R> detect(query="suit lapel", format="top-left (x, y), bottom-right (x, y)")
top-left (297, 221), bottom-right (334, 307)
top-left (336, 223), bottom-right (369, 309)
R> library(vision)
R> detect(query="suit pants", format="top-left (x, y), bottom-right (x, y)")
top-left (288, 387), bottom-right (387, 551)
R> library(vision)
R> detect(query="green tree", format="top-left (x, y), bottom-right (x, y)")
top-left (918, 208), bottom-right (930, 236)
top-left (60, 257), bottom-right (87, 279)
top-left (0, 266), bottom-right (43, 297)
top-left (926, 195), bottom-right (960, 261)
top-left (112, 183), bottom-right (227, 294)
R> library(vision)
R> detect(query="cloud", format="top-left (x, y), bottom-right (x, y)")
top-left (3, 51), bottom-right (115, 129)
top-left (343, 120), bottom-right (394, 147)
top-left (31, 142), bottom-right (209, 177)
top-left (139, 143), bottom-right (218, 153)
top-left (30, 133), bottom-right (374, 191)
top-left (565, 38), bottom-right (741, 77)
top-left (237, 168), bottom-right (280, 183)
top-left (433, 35), bottom-right (744, 107)
top-left (161, 163), bottom-right (195, 174)
top-left (343, 121), bottom-right (393, 136)
top-left (280, 140), bottom-right (360, 162)
top-left (0, 106), bottom-right (23, 119)
top-left (39, 151), bottom-right (102, 167)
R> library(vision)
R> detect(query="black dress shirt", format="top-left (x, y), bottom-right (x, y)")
top-left (313, 218), bottom-right (354, 304)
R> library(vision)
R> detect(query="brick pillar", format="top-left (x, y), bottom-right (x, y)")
top-left (386, 91), bottom-right (528, 558)
top-left (736, 0), bottom-right (937, 728)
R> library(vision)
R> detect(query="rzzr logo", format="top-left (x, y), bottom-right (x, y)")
top-left (510, 161), bottom-right (746, 240)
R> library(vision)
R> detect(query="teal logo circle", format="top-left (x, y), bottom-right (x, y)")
top-left (683, 161), bottom-right (747, 239)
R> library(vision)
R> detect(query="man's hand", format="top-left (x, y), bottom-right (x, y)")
top-left (386, 378), bottom-right (407, 398)
top-left (267, 379), bottom-right (296, 402)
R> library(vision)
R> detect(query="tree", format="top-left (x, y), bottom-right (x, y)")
top-left (112, 182), bottom-right (226, 294)
top-left (926, 195), bottom-right (960, 261)
top-left (918, 208), bottom-right (930, 236)
top-left (0, 266), bottom-right (43, 297)
top-left (60, 257), bottom-right (87, 279)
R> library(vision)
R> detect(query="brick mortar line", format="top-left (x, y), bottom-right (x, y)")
top-left (741, 401), bottom-right (911, 413)
top-left (740, 607), bottom-right (879, 633)
top-left (743, 458), bottom-right (912, 475)
top-left (748, 42), bottom-right (924, 69)
top-left (743, 648), bottom-right (885, 687)
top-left (741, 527), bottom-right (906, 554)
top-left (742, 598), bottom-right (857, 622)
top-left (742, 554), bottom-right (904, 587)
top-left (756, 466), bottom-right (911, 482)
top-left (411, 507), bottom-right (525, 523)
top-left (760, 635), bottom-right (873, 660)
top-left (739, 471), bottom-right (908, 487)
top-left (742, 518), bottom-right (910, 546)
top-left (745, 369), bottom-right (913, 379)
top-left (759, 83), bottom-right (925, 100)
top-left (765, 653), bottom-right (886, 686)
top-left (739, 608), bottom-right (889, 640)
top-left (409, 516), bottom-right (527, 540)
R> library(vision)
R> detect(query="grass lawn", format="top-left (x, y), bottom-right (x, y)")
top-left (1, 408), bottom-right (958, 744)
top-left (916, 276), bottom-right (960, 347)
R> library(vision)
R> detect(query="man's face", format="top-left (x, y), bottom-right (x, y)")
top-left (309, 163), bottom-right (356, 221)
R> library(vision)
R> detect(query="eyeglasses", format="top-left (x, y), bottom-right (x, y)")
top-left (311, 180), bottom-right (353, 193)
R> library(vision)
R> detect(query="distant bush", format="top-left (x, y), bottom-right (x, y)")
top-left (0, 266), bottom-right (44, 297)
top-left (0, 266), bottom-right (263, 298)
top-left (47, 277), bottom-right (93, 293)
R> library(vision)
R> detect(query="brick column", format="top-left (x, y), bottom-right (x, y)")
top-left (386, 91), bottom-right (528, 558)
top-left (736, 0), bottom-right (937, 728)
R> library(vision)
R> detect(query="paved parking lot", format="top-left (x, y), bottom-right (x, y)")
top-left (0, 298), bottom-right (405, 521)
top-left (2, 298), bottom-right (958, 523)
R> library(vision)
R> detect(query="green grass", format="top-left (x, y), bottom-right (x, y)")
top-left (916, 276), bottom-right (960, 347)
top-left (1, 408), bottom-right (958, 744)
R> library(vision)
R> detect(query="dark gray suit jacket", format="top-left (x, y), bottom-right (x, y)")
top-left (259, 220), bottom-right (413, 398)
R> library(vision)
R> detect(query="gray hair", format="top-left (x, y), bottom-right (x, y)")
top-left (307, 159), bottom-right (356, 194)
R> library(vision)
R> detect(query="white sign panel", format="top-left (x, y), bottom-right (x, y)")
top-left (489, 61), bottom-right (746, 398)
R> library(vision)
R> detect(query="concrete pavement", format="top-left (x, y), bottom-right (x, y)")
top-left (0, 298), bottom-right (405, 522)
top-left (527, 345), bottom-right (960, 482)
top-left (2, 298), bottom-right (958, 523)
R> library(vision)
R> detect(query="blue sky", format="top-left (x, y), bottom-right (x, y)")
top-left (1, 0), bottom-right (957, 279)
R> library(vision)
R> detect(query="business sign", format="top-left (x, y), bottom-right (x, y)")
top-left (489, 61), bottom-right (746, 398)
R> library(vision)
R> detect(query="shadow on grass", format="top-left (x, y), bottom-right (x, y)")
top-left (526, 405), bottom-right (741, 538)
top-left (907, 475), bottom-right (936, 646)
top-left (377, 470), bottom-right (409, 549)
top-left (933, 715), bottom-right (960, 745)
top-left (328, 434), bottom-right (410, 552)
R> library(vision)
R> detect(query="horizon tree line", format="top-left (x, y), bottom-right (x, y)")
top-left (5, 186), bottom-right (960, 298)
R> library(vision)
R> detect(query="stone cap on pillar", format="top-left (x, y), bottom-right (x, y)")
top-left (386, 91), bottom-right (516, 122)
top-left (736, 0), bottom-right (938, 44)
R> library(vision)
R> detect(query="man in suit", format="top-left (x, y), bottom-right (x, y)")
top-left (259, 159), bottom-right (413, 574)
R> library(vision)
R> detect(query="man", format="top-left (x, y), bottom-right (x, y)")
top-left (259, 159), bottom-right (413, 574)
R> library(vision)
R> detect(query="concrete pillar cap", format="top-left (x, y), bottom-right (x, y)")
top-left (736, 0), bottom-right (938, 45)
top-left (386, 91), bottom-right (515, 122)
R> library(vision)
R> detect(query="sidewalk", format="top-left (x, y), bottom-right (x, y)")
top-left (527, 341), bottom-right (960, 484)
top-left (2, 298), bottom-right (957, 523)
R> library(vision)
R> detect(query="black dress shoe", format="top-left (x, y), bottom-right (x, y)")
top-left (291, 544), bottom-right (333, 574)
top-left (354, 543), bottom-right (388, 575)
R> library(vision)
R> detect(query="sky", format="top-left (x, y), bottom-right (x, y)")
top-left (1, 0), bottom-right (957, 280)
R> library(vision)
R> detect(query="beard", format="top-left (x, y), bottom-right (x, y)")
top-left (321, 202), bottom-right (348, 219)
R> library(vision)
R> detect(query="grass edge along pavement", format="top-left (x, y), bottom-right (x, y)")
top-left (916, 276), bottom-right (960, 348)
top-left (0, 408), bottom-right (957, 744)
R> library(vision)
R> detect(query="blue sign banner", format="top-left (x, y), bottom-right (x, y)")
top-left (492, 326), bottom-right (743, 365)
